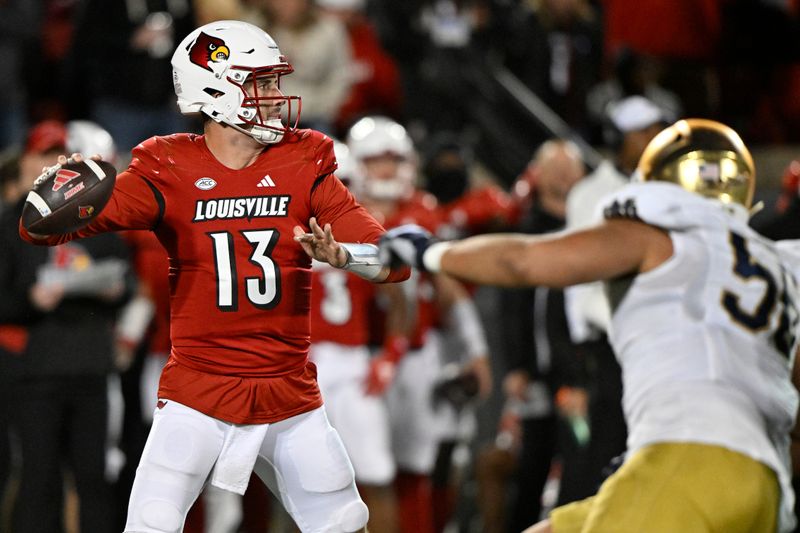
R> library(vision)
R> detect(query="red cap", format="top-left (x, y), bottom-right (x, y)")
top-left (25, 120), bottom-right (67, 154)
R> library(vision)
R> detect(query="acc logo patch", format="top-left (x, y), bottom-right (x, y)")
top-left (188, 32), bottom-right (230, 72)
top-left (52, 169), bottom-right (81, 192)
top-left (78, 205), bottom-right (95, 219)
top-left (195, 177), bottom-right (217, 190)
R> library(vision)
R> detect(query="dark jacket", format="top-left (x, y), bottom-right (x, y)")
top-left (0, 198), bottom-right (134, 378)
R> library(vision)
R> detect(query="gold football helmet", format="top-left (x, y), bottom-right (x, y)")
top-left (636, 118), bottom-right (755, 208)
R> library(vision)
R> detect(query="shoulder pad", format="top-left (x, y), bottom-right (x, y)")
top-left (129, 136), bottom-right (165, 180)
top-left (598, 182), bottom-right (717, 231)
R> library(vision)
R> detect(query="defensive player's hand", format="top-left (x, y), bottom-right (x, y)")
top-left (293, 217), bottom-right (347, 267)
top-left (378, 224), bottom-right (436, 271)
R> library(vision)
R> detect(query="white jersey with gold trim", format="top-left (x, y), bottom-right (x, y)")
top-left (599, 181), bottom-right (800, 532)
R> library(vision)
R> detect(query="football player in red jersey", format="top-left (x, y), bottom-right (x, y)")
top-left (19, 20), bottom-right (408, 533)
top-left (346, 116), bottom-right (492, 533)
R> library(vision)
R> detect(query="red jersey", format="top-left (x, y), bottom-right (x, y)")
top-left (441, 187), bottom-right (520, 235)
top-left (381, 193), bottom-right (441, 348)
top-left (336, 17), bottom-right (403, 131)
top-left (20, 130), bottom-right (388, 424)
top-left (309, 261), bottom-right (376, 346)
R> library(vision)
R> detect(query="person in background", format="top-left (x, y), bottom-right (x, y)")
top-left (503, 0), bottom-right (603, 137)
top-left (585, 47), bottom-right (682, 146)
top-left (494, 140), bottom-right (585, 530)
top-left (69, 0), bottom-right (196, 153)
top-left (316, 0), bottom-right (404, 136)
top-left (346, 115), bottom-right (492, 533)
top-left (422, 131), bottom-right (520, 239)
top-left (0, 0), bottom-right (38, 151)
top-left (560, 96), bottom-right (668, 499)
top-left (258, 0), bottom-right (353, 134)
top-left (1, 120), bottom-right (134, 533)
top-left (309, 142), bottom-right (408, 533)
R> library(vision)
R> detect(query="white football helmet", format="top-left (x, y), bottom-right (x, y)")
top-left (332, 139), bottom-right (362, 191)
top-left (346, 116), bottom-right (416, 201)
top-left (171, 20), bottom-right (301, 144)
top-left (66, 120), bottom-right (117, 165)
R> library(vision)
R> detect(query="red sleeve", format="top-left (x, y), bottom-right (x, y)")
top-left (311, 173), bottom-right (385, 244)
top-left (311, 175), bottom-right (410, 283)
top-left (19, 141), bottom-right (163, 246)
top-left (313, 133), bottom-right (338, 179)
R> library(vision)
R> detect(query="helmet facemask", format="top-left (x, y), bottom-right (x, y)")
top-left (225, 67), bottom-right (301, 144)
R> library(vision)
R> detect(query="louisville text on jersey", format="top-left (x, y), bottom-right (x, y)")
top-left (193, 195), bottom-right (291, 222)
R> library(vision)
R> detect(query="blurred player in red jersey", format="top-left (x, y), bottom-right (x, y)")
top-left (422, 132), bottom-right (522, 239)
top-left (309, 140), bottom-right (408, 533)
top-left (346, 116), bottom-right (492, 533)
top-left (19, 20), bottom-right (408, 533)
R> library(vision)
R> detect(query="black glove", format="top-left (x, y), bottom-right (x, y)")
top-left (378, 224), bottom-right (437, 272)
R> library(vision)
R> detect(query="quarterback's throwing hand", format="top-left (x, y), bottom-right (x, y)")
top-left (378, 224), bottom-right (436, 271)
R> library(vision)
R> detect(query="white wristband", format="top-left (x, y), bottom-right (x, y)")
top-left (341, 242), bottom-right (383, 280)
top-left (422, 241), bottom-right (452, 273)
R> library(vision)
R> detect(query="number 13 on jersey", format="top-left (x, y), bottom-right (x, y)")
top-left (209, 229), bottom-right (282, 311)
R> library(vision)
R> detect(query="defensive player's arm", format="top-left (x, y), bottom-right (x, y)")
top-left (431, 218), bottom-right (673, 288)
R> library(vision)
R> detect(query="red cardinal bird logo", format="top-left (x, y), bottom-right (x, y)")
top-left (188, 32), bottom-right (230, 72)
top-left (51, 169), bottom-right (80, 192)
top-left (78, 205), bottom-right (95, 219)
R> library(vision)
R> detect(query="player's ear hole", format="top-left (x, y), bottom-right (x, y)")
top-left (203, 88), bottom-right (224, 98)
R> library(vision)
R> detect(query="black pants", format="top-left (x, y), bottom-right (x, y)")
top-left (10, 375), bottom-right (114, 533)
top-left (509, 415), bottom-right (558, 532)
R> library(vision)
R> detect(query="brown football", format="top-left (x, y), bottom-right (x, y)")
top-left (21, 159), bottom-right (117, 235)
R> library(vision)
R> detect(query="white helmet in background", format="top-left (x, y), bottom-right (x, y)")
top-left (346, 116), bottom-right (416, 201)
top-left (171, 20), bottom-right (300, 145)
top-left (67, 120), bottom-right (117, 165)
top-left (332, 139), bottom-right (363, 192)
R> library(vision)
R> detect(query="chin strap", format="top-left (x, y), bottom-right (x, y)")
top-left (216, 112), bottom-right (285, 145)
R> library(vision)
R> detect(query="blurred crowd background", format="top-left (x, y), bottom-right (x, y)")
top-left (1, 0), bottom-right (800, 532)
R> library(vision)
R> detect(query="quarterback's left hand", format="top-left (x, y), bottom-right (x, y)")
top-left (294, 217), bottom-right (347, 268)
top-left (378, 224), bottom-right (436, 271)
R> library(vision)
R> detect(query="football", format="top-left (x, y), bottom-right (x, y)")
top-left (21, 159), bottom-right (117, 235)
